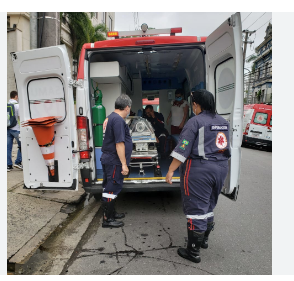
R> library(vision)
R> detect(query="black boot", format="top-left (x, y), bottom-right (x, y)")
top-left (101, 200), bottom-right (124, 228)
top-left (112, 198), bottom-right (125, 219)
top-left (201, 222), bottom-right (215, 249)
top-left (177, 228), bottom-right (205, 263)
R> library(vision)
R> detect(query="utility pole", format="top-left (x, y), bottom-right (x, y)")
top-left (37, 12), bottom-right (60, 48)
top-left (30, 12), bottom-right (38, 49)
top-left (243, 29), bottom-right (256, 104)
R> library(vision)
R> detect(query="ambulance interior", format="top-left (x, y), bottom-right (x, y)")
top-left (89, 46), bottom-right (205, 180)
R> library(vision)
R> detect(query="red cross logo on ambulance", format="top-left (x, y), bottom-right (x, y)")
top-left (216, 132), bottom-right (227, 149)
top-left (257, 115), bottom-right (264, 122)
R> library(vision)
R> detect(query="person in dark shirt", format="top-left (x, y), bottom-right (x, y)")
top-left (144, 105), bottom-right (168, 159)
top-left (101, 94), bottom-right (133, 228)
top-left (166, 89), bottom-right (230, 263)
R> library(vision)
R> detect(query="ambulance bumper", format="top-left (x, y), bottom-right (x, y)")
top-left (85, 181), bottom-right (180, 194)
top-left (243, 135), bottom-right (272, 147)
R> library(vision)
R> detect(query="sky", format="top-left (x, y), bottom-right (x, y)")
top-left (114, 12), bottom-right (272, 71)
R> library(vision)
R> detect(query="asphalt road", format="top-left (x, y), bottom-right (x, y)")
top-left (63, 147), bottom-right (272, 275)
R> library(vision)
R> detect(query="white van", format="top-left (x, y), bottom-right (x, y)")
top-left (12, 12), bottom-right (243, 201)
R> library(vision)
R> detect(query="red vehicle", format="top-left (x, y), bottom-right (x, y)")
top-left (243, 104), bottom-right (272, 150)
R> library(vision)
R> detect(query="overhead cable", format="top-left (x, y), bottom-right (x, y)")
top-left (242, 12), bottom-right (252, 23)
top-left (245, 12), bottom-right (267, 30)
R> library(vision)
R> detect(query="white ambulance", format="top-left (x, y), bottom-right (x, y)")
top-left (12, 12), bottom-right (243, 201)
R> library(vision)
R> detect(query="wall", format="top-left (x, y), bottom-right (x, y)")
top-left (9, 13), bottom-right (30, 51)
top-left (131, 79), bottom-right (143, 115)
top-left (159, 89), bottom-right (176, 134)
top-left (7, 29), bottom-right (23, 100)
top-left (91, 12), bottom-right (115, 31)
top-left (7, 13), bottom-right (30, 101)
top-left (94, 83), bottom-right (121, 117)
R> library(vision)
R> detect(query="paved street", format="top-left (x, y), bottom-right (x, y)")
top-left (15, 146), bottom-right (271, 275)
top-left (58, 147), bottom-right (271, 275)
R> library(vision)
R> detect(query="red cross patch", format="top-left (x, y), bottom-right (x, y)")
top-left (216, 132), bottom-right (227, 149)
top-left (103, 118), bottom-right (109, 134)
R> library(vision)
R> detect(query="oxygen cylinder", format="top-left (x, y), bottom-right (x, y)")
top-left (92, 90), bottom-right (106, 147)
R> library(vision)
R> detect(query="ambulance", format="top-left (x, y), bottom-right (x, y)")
top-left (11, 12), bottom-right (243, 201)
top-left (243, 103), bottom-right (272, 150)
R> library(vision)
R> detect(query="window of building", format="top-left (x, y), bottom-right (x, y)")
top-left (94, 12), bottom-right (98, 19)
top-left (102, 12), bottom-right (106, 24)
top-left (109, 15), bottom-right (113, 31)
top-left (258, 68), bottom-right (261, 79)
top-left (254, 112), bottom-right (268, 125)
top-left (265, 63), bottom-right (268, 77)
top-left (261, 89), bottom-right (265, 101)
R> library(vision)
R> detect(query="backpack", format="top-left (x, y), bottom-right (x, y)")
top-left (7, 103), bottom-right (18, 129)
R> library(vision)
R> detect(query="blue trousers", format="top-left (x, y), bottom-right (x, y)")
top-left (180, 158), bottom-right (229, 232)
top-left (101, 164), bottom-right (124, 202)
top-left (7, 129), bottom-right (22, 166)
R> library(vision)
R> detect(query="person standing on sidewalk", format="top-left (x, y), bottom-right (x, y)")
top-left (7, 91), bottom-right (22, 172)
top-left (100, 94), bottom-right (133, 228)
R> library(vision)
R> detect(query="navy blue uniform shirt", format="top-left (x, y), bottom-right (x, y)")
top-left (170, 110), bottom-right (231, 163)
top-left (101, 112), bottom-right (133, 165)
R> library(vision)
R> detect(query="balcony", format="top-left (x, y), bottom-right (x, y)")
top-left (252, 73), bottom-right (272, 87)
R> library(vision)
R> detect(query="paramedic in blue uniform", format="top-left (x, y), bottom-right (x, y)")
top-left (100, 94), bottom-right (133, 228)
top-left (165, 89), bottom-right (230, 263)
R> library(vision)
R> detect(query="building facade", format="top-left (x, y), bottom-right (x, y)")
top-left (251, 23), bottom-right (272, 104)
top-left (7, 12), bottom-right (115, 101)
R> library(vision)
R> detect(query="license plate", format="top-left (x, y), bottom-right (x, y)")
top-left (252, 133), bottom-right (259, 137)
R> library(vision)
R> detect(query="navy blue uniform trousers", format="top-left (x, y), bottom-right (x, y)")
top-left (101, 164), bottom-right (124, 202)
top-left (179, 158), bottom-right (229, 232)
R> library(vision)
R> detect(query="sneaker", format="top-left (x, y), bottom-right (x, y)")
top-left (7, 165), bottom-right (13, 172)
top-left (14, 163), bottom-right (23, 170)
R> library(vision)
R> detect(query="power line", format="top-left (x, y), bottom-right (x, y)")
top-left (256, 18), bottom-right (272, 31)
top-left (244, 65), bottom-right (272, 78)
top-left (244, 64), bottom-right (272, 76)
top-left (245, 12), bottom-right (267, 30)
top-left (242, 12), bottom-right (252, 23)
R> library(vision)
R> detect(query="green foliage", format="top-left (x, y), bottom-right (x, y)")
top-left (246, 53), bottom-right (257, 73)
top-left (246, 53), bottom-right (257, 64)
top-left (61, 12), bottom-right (107, 60)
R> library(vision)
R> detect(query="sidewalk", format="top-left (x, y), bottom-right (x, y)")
top-left (7, 143), bottom-right (86, 266)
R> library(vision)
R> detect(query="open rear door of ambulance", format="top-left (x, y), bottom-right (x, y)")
top-left (12, 45), bottom-right (79, 190)
top-left (205, 12), bottom-right (243, 201)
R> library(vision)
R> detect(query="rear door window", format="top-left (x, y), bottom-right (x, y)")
top-left (253, 112), bottom-right (268, 125)
top-left (270, 116), bottom-right (272, 126)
